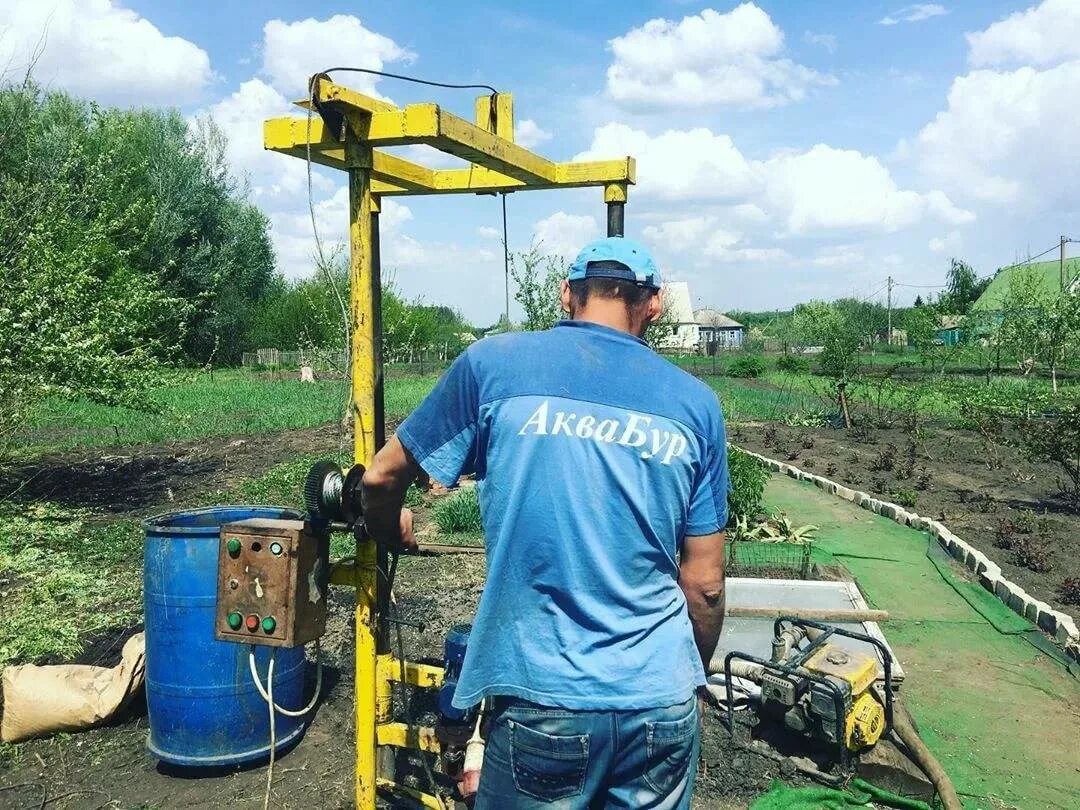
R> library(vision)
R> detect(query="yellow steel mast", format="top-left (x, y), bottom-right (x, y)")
top-left (265, 74), bottom-right (635, 809)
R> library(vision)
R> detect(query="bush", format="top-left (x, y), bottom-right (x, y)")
top-left (891, 488), bottom-right (918, 508)
top-left (1059, 577), bottom-right (1080, 606)
top-left (1014, 537), bottom-right (1053, 573)
top-left (727, 355), bottom-right (767, 378)
top-left (727, 447), bottom-right (768, 526)
top-left (433, 487), bottom-right (483, 534)
top-left (776, 354), bottom-right (810, 374)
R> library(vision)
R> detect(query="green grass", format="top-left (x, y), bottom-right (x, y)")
top-left (18, 369), bottom-right (441, 456)
top-left (432, 487), bottom-right (483, 535)
top-left (702, 365), bottom-right (1065, 425)
top-left (0, 450), bottom-right (367, 668)
top-left (704, 376), bottom-right (825, 422)
top-left (0, 504), bottom-right (143, 665)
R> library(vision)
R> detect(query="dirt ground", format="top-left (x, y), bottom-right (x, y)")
top-left (0, 427), bottom-right (812, 809)
top-left (0, 423), bottom-right (348, 515)
top-left (731, 417), bottom-right (1080, 616)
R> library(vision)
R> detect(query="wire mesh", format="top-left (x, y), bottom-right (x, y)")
top-left (726, 541), bottom-right (812, 579)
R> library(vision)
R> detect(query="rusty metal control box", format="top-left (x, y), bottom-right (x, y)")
top-left (215, 518), bottom-right (329, 647)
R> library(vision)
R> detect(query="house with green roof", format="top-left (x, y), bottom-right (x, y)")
top-left (972, 257), bottom-right (1080, 312)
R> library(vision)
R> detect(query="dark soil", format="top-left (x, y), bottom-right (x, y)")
top-left (0, 553), bottom-right (804, 810)
top-left (731, 417), bottom-right (1080, 616)
top-left (0, 423), bottom-right (346, 515)
top-left (0, 425), bottom-right (809, 809)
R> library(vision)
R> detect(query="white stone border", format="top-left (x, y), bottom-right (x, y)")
top-left (738, 447), bottom-right (1080, 662)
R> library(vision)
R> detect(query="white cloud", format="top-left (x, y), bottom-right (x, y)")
top-left (476, 226), bottom-right (501, 240)
top-left (0, 0), bottom-right (213, 105)
top-left (812, 245), bottom-right (865, 267)
top-left (531, 212), bottom-right (599, 258)
top-left (514, 119), bottom-right (552, 148)
top-left (576, 123), bottom-right (758, 202)
top-left (577, 124), bottom-right (972, 235)
top-left (643, 216), bottom-right (786, 265)
top-left (914, 60), bottom-right (1080, 204)
top-left (967, 0), bottom-right (1080, 68)
top-left (268, 186), bottom-right (416, 278)
top-left (644, 217), bottom-right (723, 252)
top-left (261, 15), bottom-right (412, 98)
top-left (929, 230), bottom-right (962, 254)
top-left (194, 79), bottom-right (336, 204)
top-left (878, 5), bottom-right (948, 26)
top-left (803, 31), bottom-right (838, 54)
top-left (605, 4), bottom-right (835, 111)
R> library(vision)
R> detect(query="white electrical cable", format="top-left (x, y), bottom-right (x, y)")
top-left (249, 642), bottom-right (324, 810)
top-left (264, 651), bottom-right (275, 810)
top-left (248, 640), bottom-right (324, 717)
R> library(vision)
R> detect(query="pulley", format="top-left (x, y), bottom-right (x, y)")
top-left (303, 460), bottom-right (366, 525)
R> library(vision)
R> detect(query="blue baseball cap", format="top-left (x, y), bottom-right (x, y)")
top-left (568, 237), bottom-right (661, 290)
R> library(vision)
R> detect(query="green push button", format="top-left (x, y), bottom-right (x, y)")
top-left (226, 537), bottom-right (242, 557)
top-left (261, 616), bottom-right (277, 634)
top-left (227, 611), bottom-right (243, 630)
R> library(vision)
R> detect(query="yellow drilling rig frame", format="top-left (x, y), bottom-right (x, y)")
top-left (264, 74), bottom-right (635, 809)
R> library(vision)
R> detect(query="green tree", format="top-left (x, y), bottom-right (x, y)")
top-left (0, 81), bottom-right (277, 445)
top-left (1041, 293), bottom-right (1080, 393)
top-left (939, 258), bottom-right (990, 315)
top-left (997, 267), bottom-right (1045, 377)
top-left (793, 301), bottom-right (862, 380)
top-left (903, 306), bottom-right (937, 352)
top-left (511, 247), bottom-right (565, 332)
top-left (0, 87), bottom-right (190, 443)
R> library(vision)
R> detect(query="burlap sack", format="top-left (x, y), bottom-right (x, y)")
top-left (1, 631), bottom-right (145, 743)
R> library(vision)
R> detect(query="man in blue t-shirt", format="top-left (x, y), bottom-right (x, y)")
top-left (362, 237), bottom-right (728, 809)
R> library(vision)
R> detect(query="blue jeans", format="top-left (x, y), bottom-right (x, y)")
top-left (475, 696), bottom-right (699, 809)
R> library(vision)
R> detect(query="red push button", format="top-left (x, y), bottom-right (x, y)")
top-left (245, 614), bottom-right (260, 632)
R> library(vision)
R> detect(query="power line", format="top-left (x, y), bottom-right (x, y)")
top-left (858, 283), bottom-right (888, 302)
top-left (319, 66), bottom-right (499, 95)
top-left (1007, 241), bottom-right (1063, 265)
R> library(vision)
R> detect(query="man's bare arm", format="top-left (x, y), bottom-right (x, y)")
top-left (361, 435), bottom-right (421, 552)
top-left (680, 532), bottom-right (726, 670)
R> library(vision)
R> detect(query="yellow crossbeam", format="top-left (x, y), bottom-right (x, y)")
top-left (309, 80), bottom-right (554, 183)
top-left (376, 722), bottom-right (441, 753)
top-left (311, 79), bottom-right (398, 114)
top-left (379, 656), bottom-right (444, 688)
top-left (265, 116), bottom-right (634, 197)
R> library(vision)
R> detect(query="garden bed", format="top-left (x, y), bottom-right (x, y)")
top-left (731, 417), bottom-right (1080, 616)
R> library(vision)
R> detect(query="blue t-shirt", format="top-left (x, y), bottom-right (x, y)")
top-left (396, 320), bottom-right (728, 710)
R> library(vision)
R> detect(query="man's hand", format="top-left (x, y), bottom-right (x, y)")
top-left (362, 436), bottom-right (422, 551)
top-left (398, 507), bottom-right (418, 553)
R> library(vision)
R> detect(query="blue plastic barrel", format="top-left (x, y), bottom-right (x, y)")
top-left (143, 506), bottom-right (309, 766)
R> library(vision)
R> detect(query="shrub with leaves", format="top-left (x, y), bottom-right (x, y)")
top-left (1058, 577), bottom-right (1080, 606)
top-left (727, 355), bottom-right (767, 378)
top-left (727, 446), bottom-right (768, 526)
top-left (775, 354), bottom-right (810, 374)
top-left (891, 488), bottom-right (918, 508)
top-left (1013, 538), bottom-right (1053, 574)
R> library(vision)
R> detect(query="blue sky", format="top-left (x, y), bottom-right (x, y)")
top-left (3, 1), bottom-right (1080, 324)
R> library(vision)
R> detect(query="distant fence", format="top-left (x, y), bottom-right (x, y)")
top-left (241, 347), bottom-right (453, 374)
top-left (241, 349), bottom-right (346, 369)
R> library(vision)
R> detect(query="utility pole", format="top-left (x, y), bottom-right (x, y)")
top-left (1062, 235), bottom-right (1068, 293)
top-left (886, 275), bottom-right (894, 346)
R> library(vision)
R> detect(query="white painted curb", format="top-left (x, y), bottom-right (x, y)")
top-left (736, 447), bottom-right (1080, 662)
